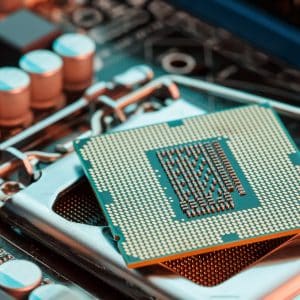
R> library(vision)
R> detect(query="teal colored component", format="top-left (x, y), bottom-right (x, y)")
top-left (0, 272), bottom-right (24, 288)
top-left (19, 50), bottom-right (62, 74)
top-left (222, 233), bottom-right (240, 243)
top-left (0, 67), bottom-right (30, 91)
top-left (74, 105), bottom-right (300, 267)
top-left (146, 137), bottom-right (259, 222)
top-left (289, 152), bottom-right (300, 166)
top-left (167, 120), bottom-right (184, 127)
top-left (53, 33), bottom-right (95, 57)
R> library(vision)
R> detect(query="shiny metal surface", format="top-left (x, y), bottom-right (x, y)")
top-left (19, 50), bottom-right (64, 109)
top-left (0, 67), bottom-right (32, 127)
top-left (29, 284), bottom-right (86, 300)
top-left (53, 33), bottom-right (96, 92)
top-left (3, 100), bottom-right (299, 300)
top-left (168, 75), bottom-right (300, 120)
top-left (0, 65), bottom-right (153, 150)
top-left (0, 0), bottom-right (298, 296)
top-left (0, 259), bottom-right (42, 298)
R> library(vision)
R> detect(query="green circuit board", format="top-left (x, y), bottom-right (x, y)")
top-left (74, 105), bottom-right (300, 268)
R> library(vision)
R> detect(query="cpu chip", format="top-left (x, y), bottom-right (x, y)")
top-left (75, 105), bottom-right (300, 268)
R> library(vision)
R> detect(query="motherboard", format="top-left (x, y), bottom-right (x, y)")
top-left (0, 0), bottom-right (299, 299)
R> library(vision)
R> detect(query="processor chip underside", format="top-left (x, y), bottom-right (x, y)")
top-left (75, 105), bottom-right (300, 268)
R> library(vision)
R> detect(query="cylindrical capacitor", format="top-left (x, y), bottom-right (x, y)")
top-left (19, 49), bottom-right (64, 110)
top-left (53, 33), bottom-right (96, 91)
top-left (29, 284), bottom-right (83, 300)
top-left (0, 259), bottom-right (42, 298)
top-left (0, 67), bottom-right (32, 127)
top-left (0, 0), bottom-right (24, 13)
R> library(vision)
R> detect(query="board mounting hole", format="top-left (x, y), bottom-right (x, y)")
top-left (170, 59), bottom-right (188, 68)
top-left (161, 52), bottom-right (196, 75)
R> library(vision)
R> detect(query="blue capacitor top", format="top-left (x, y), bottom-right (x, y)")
top-left (19, 50), bottom-right (62, 74)
top-left (0, 67), bottom-right (30, 91)
top-left (53, 33), bottom-right (95, 57)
